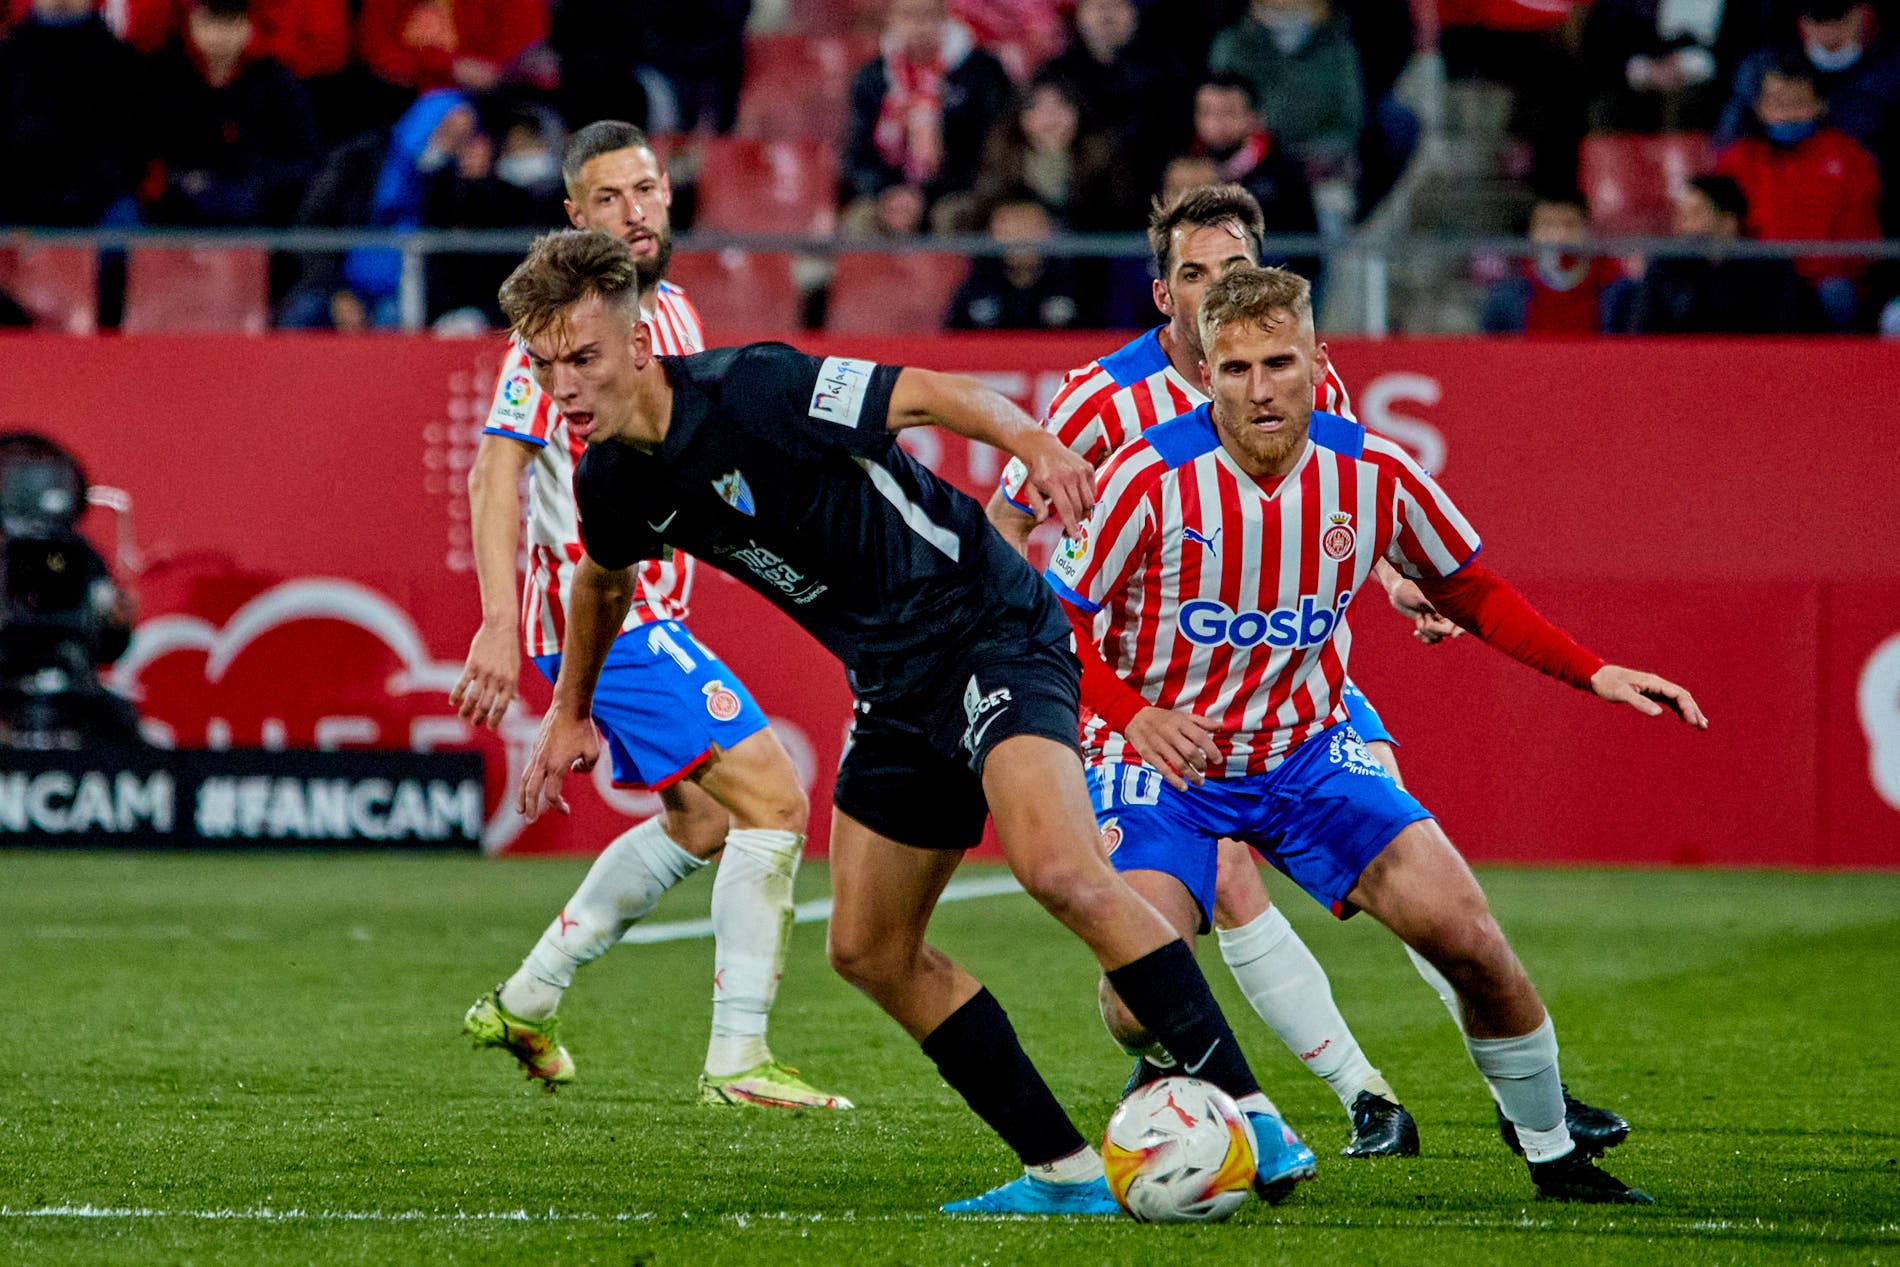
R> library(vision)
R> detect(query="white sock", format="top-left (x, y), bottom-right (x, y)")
top-left (704, 827), bottom-right (802, 1076)
top-left (1407, 944), bottom-right (1466, 1031)
top-left (499, 817), bottom-right (705, 1021)
top-left (1464, 1016), bottom-right (1573, 1162)
top-left (1026, 1147), bottom-right (1104, 1184)
top-left (1219, 908), bottom-right (1392, 1111)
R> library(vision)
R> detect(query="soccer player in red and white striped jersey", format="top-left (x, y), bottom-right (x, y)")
top-left (452, 121), bottom-right (847, 1111)
top-left (1056, 265), bottom-right (1705, 1204)
top-left (986, 185), bottom-right (1435, 1157)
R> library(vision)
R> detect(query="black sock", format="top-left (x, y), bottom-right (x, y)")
top-left (919, 988), bottom-right (1087, 1168)
top-left (1106, 939), bottom-right (1260, 1101)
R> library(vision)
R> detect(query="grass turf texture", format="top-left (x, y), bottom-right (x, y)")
top-left (2, 853), bottom-right (1896, 1265)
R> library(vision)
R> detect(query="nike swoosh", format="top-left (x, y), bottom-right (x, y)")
top-left (648, 510), bottom-right (678, 533)
top-left (1182, 1039), bottom-right (1220, 1076)
top-left (966, 706), bottom-right (1008, 752)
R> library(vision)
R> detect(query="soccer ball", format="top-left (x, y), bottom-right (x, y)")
top-left (1102, 1076), bottom-right (1258, 1223)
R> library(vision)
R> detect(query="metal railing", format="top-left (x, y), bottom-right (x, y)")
top-left (14, 226), bottom-right (1900, 336)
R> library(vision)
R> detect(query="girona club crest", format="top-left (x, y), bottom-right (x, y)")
top-left (1321, 511), bottom-right (1356, 561)
top-left (703, 680), bottom-right (742, 722)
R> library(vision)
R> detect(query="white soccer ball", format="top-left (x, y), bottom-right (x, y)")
top-left (1102, 1076), bottom-right (1258, 1223)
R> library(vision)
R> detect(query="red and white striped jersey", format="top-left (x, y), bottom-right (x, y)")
top-left (483, 281), bottom-right (706, 658)
top-left (1049, 406), bottom-right (1481, 775)
top-left (999, 325), bottom-right (1354, 506)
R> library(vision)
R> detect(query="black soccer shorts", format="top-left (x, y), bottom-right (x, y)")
top-left (831, 637), bottom-right (1083, 852)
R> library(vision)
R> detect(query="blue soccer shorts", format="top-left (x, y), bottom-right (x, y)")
top-left (533, 619), bottom-right (770, 790)
top-left (1340, 679), bottom-right (1396, 747)
top-left (1087, 723), bottom-right (1433, 928)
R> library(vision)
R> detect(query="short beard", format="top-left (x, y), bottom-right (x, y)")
top-left (633, 230), bottom-right (673, 289)
top-left (1214, 407), bottom-right (1309, 475)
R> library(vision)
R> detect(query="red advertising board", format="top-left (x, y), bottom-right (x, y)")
top-left (5, 332), bottom-right (1895, 868)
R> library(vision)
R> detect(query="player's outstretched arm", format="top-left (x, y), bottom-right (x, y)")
top-left (984, 485), bottom-right (1037, 557)
top-left (518, 555), bottom-right (635, 820)
top-left (887, 367), bottom-right (1094, 535)
top-left (1588, 665), bottom-right (1709, 729)
top-left (453, 435), bottom-right (537, 728)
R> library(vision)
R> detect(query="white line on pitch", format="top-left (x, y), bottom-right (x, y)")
top-left (619, 871), bottom-right (1025, 945)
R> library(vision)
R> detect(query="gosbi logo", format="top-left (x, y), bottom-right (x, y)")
top-left (1321, 511), bottom-right (1356, 561)
top-left (501, 374), bottom-right (531, 407)
top-left (703, 680), bottom-right (742, 722)
top-left (1180, 593), bottom-right (1353, 650)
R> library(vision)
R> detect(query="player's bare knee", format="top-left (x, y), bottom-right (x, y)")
top-left (1016, 854), bottom-right (1118, 927)
top-left (663, 801), bottom-right (729, 858)
top-left (1211, 851), bottom-right (1269, 929)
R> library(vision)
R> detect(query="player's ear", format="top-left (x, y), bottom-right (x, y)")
top-left (1313, 339), bottom-right (1330, 387)
top-left (658, 170), bottom-right (673, 208)
top-left (1153, 277), bottom-right (1173, 318)
top-left (564, 199), bottom-right (584, 230)
top-left (1197, 357), bottom-right (1212, 394)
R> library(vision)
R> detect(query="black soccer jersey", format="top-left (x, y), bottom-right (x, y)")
top-left (573, 343), bottom-right (1071, 701)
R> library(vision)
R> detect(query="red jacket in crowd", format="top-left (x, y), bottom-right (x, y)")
top-left (99, 0), bottom-right (350, 79)
top-left (1714, 126), bottom-right (1882, 284)
top-left (356, 0), bottom-right (547, 91)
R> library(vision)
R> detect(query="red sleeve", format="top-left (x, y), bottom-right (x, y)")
top-left (1416, 561), bottom-right (1605, 690)
top-left (1064, 601), bottom-right (1150, 733)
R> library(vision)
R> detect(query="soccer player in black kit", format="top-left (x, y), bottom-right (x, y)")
top-left (506, 229), bottom-right (1320, 1215)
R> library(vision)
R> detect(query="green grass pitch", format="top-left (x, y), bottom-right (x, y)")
top-left (3, 852), bottom-right (1896, 1265)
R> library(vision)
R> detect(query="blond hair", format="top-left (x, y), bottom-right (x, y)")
top-left (498, 229), bottom-right (646, 343)
top-left (1196, 265), bottom-right (1313, 355)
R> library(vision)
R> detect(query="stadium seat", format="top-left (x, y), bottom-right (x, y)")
top-left (0, 246), bottom-right (98, 333)
top-left (693, 138), bottom-right (840, 237)
top-left (736, 34), bottom-right (879, 141)
top-left (123, 247), bottom-right (270, 334)
top-left (785, 0), bottom-right (884, 34)
top-left (826, 252), bottom-right (969, 334)
top-left (666, 250), bottom-right (802, 334)
top-left (1579, 133), bottom-right (1715, 236)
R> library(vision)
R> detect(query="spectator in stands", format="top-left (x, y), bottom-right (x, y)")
top-left (1437, 0), bottom-right (1590, 198)
top-left (1623, 175), bottom-right (1826, 333)
top-left (145, 0), bottom-right (318, 227)
top-left (357, 0), bottom-right (548, 97)
top-left (624, 1), bottom-right (752, 133)
top-left (944, 197), bottom-right (1098, 329)
top-left (421, 103), bottom-right (566, 329)
top-left (1335, 0), bottom-right (1420, 210)
top-left (1040, 0), bottom-right (1183, 192)
top-left (842, 0), bottom-right (1013, 237)
top-left (1207, 0), bottom-right (1365, 175)
top-left (111, 0), bottom-right (349, 79)
top-left (1481, 192), bottom-right (1630, 334)
top-left (0, 0), bottom-right (151, 227)
top-left (967, 74), bottom-right (1134, 230)
top-left (1161, 154), bottom-right (1222, 205)
top-left (951, 0), bottom-right (1065, 68)
top-left (1714, 56), bottom-right (1882, 329)
top-left (1186, 73), bottom-right (1319, 241)
top-left (1582, 0), bottom-right (1761, 132)
top-left (275, 129), bottom-right (387, 328)
top-left (1716, 2), bottom-right (1900, 150)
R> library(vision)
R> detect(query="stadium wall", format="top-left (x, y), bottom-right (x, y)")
top-left (13, 333), bottom-right (1896, 870)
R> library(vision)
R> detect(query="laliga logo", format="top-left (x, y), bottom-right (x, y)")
top-left (501, 374), bottom-right (531, 408)
top-left (1180, 592), bottom-right (1353, 650)
top-left (1858, 634), bottom-right (1900, 813)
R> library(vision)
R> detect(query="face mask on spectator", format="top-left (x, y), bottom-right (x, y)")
top-left (1533, 249), bottom-right (1590, 292)
top-left (1806, 39), bottom-right (1863, 73)
top-left (1257, 10), bottom-right (1316, 53)
top-left (1763, 118), bottom-right (1819, 146)
top-left (497, 150), bottom-right (560, 191)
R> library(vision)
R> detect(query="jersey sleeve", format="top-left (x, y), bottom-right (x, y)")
top-left (1372, 435), bottom-right (1483, 580)
top-left (1318, 356), bottom-right (1356, 423)
top-left (482, 341), bottom-right (554, 446)
top-left (573, 446), bottom-right (664, 571)
top-left (999, 367), bottom-right (1116, 511)
top-left (751, 345), bottom-right (902, 459)
top-left (1045, 447), bottom-right (1156, 614)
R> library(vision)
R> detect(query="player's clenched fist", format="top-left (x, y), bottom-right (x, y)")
top-left (1123, 705), bottom-right (1222, 791)
top-left (451, 623), bottom-right (520, 728)
top-left (518, 700), bottom-right (601, 820)
top-left (1588, 665), bottom-right (1709, 730)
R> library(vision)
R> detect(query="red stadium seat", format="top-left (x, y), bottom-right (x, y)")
top-left (1579, 133), bottom-right (1715, 236)
top-left (693, 138), bottom-right (840, 237)
top-left (123, 247), bottom-right (270, 334)
top-left (826, 252), bottom-right (969, 334)
top-left (0, 246), bottom-right (98, 333)
top-left (736, 34), bottom-right (879, 141)
top-left (666, 250), bottom-right (802, 334)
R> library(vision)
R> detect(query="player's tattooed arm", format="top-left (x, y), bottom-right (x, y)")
top-left (453, 435), bottom-right (538, 727)
top-left (887, 367), bottom-right (1094, 535)
top-left (519, 555), bottom-right (634, 819)
top-left (984, 485), bottom-right (1037, 557)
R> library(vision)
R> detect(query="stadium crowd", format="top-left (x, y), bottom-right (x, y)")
top-left (3, 0), bottom-right (1899, 333)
